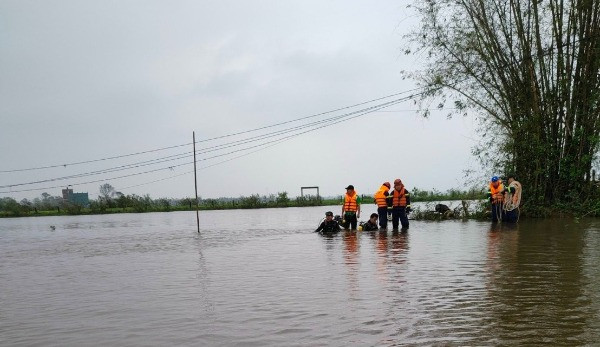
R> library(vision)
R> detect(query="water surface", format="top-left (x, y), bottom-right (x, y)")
top-left (1, 206), bottom-right (599, 346)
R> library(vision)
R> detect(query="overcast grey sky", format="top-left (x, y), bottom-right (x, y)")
top-left (0, 0), bottom-right (481, 201)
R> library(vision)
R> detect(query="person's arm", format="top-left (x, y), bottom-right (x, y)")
top-left (405, 190), bottom-right (411, 213)
top-left (504, 186), bottom-right (516, 194)
top-left (315, 221), bottom-right (325, 232)
top-left (356, 195), bottom-right (361, 218)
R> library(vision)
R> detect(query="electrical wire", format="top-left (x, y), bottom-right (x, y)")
top-left (0, 88), bottom-right (421, 174)
top-left (0, 92), bottom-right (418, 194)
top-left (0, 94), bottom-right (414, 189)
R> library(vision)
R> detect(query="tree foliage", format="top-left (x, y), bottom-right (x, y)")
top-left (406, 0), bottom-right (600, 206)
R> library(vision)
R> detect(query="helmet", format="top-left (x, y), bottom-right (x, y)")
top-left (394, 178), bottom-right (402, 185)
top-left (383, 182), bottom-right (391, 188)
top-left (325, 211), bottom-right (333, 216)
top-left (491, 176), bottom-right (499, 182)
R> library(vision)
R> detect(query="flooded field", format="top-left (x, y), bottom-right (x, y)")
top-left (1, 205), bottom-right (600, 346)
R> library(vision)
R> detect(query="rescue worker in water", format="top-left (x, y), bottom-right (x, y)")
top-left (390, 178), bottom-right (411, 230)
top-left (487, 176), bottom-right (505, 222)
top-left (342, 184), bottom-right (361, 230)
top-left (315, 211), bottom-right (341, 233)
top-left (374, 182), bottom-right (391, 230)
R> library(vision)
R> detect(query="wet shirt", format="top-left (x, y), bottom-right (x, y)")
top-left (362, 221), bottom-right (379, 231)
top-left (315, 220), bottom-right (341, 233)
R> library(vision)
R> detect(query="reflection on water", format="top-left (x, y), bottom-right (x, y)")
top-left (1, 207), bottom-right (600, 346)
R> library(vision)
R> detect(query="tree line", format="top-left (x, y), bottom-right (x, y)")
top-left (0, 183), bottom-right (487, 217)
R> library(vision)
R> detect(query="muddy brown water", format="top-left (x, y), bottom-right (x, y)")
top-left (1, 205), bottom-right (599, 346)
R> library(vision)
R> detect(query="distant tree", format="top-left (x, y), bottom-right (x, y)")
top-left (0, 197), bottom-right (22, 216)
top-left (240, 194), bottom-right (262, 208)
top-left (19, 199), bottom-right (32, 213)
top-left (99, 183), bottom-right (117, 208)
top-left (276, 191), bottom-right (290, 206)
top-left (406, 0), bottom-right (600, 206)
top-left (179, 197), bottom-right (194, 209)
top-left (156, 198), bottom-right (171, 211)
top-left (116, 194), bottom-right (129, 211)
top-left (99, 183), bottom-right (115, 200)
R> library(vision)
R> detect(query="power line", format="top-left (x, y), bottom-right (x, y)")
top-left (0, 88), bottom-right (422, 174)
top-left (0, 92), bottom-right (420, 194)
top-left (1, 95), bottom-right (415, 189)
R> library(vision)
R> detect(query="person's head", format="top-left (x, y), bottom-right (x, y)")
top-left (491, 175), bottom-right (500, 187)
top-left (345, 184), bottom-right (355, 193)
top-left (370, 213), bottom-right (378, 222)
top-left (382, 182), bottom-right (391, 189)
top-left (506, 174), bottom-right (516, 184)
top-left (393, 178), bottom-right (403, 190)
top-left (325, 211), bottom-right (334, 220)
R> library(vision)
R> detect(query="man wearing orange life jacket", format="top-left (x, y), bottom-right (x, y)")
top-left (487, 176), bottom-right (505, 222)
top-left (391, 178), bottom-right (411, 230)
top-left (373, 182), bottom-right (391, 230)
top-left (342, 184), bottom-right (361, 230)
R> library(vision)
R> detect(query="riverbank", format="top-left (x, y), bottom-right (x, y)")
top-left (0, 198), bottom-right (492, 221)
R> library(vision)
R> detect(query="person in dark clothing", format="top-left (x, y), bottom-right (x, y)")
top-left (315, 211), bottom-right (341, 233)
top-left (362, 213), bottom-right (379, 231)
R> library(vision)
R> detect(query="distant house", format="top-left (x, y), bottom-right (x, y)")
top-left (62, 188), bottom-right (89, 207)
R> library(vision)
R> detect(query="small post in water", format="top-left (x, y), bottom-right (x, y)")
top-left (193, 131), bottom-right (200, 233)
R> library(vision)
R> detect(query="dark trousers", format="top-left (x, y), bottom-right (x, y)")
top-left (491, 203), bottom-right (504, 222)
top-left (377, 206), bottom-right (388, 229)
top-left (392, 206), bottom-right (409, 230)
top-left (343, 212), bottom-right (358, 230)
top-left (503, 209), bottom-right (519, 223)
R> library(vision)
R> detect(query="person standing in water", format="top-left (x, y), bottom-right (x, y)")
top-left (342, 185), bottom-right (361, 230)
top-left (488, 176), bottom-right (505, 222)
top-left (503, 174), bottom-right (522, 222)
top-left (390, 178), bottom-right (411, 230)
top-left (374, 182), bottom-right (391, 231)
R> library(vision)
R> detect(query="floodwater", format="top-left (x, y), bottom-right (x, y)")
top-left (1, 205), bottom-right (599, 346)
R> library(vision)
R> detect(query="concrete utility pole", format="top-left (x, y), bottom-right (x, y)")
top-left (193, 131), bottom-right (200, 233)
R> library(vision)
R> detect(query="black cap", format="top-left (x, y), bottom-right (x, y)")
top-left (325, 211), bottom-right (333, 216)
top-left (345, 185), bottom-right (354, 190)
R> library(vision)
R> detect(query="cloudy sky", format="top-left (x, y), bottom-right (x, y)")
top-left (0, 0), bottom-right (481, 201)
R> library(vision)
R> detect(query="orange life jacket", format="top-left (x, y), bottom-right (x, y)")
top-left (344, 192), bottom-right (358, 212)
top-left (489, 182), bottom-right (505, 204)
top-left (374, 185), bottom-right (389, 208)
top-left (392, 187), bottom-right (407, 207)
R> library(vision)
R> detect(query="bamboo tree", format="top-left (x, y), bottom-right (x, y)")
top-left (406, 0), bottom-right (600, 208)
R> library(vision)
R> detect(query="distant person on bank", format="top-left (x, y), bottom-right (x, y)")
top-left (342, 185), bottom-right (361, 230)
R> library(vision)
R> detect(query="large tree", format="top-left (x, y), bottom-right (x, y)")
top-left (406, 0), bottom-right (600, 207)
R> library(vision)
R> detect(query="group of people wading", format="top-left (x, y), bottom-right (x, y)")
top-left (315, 174), bottom-right (522, 233)
top-left (488, 174), bottom-right (522, 223)
top-left (315, 179), bottom-right (411, 233)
